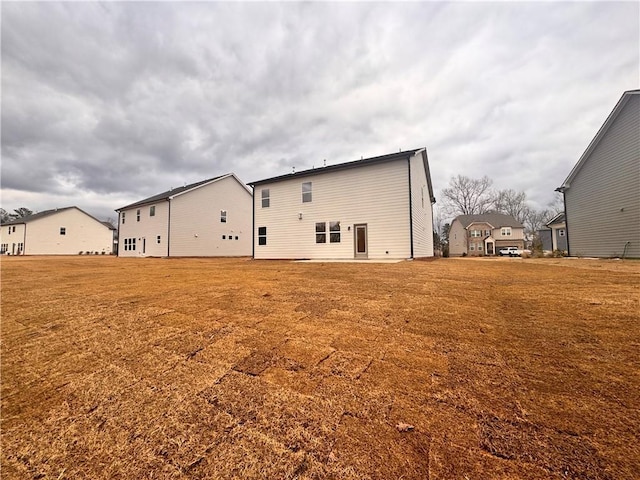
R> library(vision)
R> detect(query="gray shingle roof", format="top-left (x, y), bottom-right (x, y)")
top-left (546, 212), bottom-right (565, 227)
top-left (1, 206), bottom-right (108, 227)
top-left (454, 213), bottom-right (524, 229)
top-left (116, 174), bottom-right (228, 211)
top-left (248, 149), bottom-right (425, 186)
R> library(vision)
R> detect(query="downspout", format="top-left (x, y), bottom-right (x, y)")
top-left (407, 157), bottom-right (414, 259)
top-left (621, 241), bottom-right (631, 260)
top-left (251, 185), bottom-right (255, 259)
top-left (167, 199), bottom-right (171, 257)
top-left (556, 186), bottom-right (570, 257)
top-left (116, 212), bottom-right (120, 256)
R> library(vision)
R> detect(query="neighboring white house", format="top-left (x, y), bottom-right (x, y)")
top-left (248, 148), bottom-right (436, 260)
top-left (115, 173), bottom-right (252, 257)
top-left (449, 213), bottom-right (525, 257)
top-left (557, 89), bottom-right (639, 258)
top-left (0, 207), bottom-right (115, 255)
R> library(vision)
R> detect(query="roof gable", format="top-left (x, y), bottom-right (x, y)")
top-left (559, 89), bottom-right (640, 190)
top-left (453, 213), bottom-right (524, 229)
top-left (116, 173), bottom-right (244, 211)
top-left (1, 206), bottom-right (108, 228)
top-left (248, 148), bottom-right (425, 186)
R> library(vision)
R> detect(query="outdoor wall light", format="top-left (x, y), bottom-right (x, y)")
top-left (298, 212), bottom-right (303, 220)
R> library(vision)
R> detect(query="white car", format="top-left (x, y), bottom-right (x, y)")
top-left (499, 247), bottom-right (523, 257)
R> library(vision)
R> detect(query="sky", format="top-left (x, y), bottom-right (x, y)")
top-left (1, 1), bottom-right (638, 223)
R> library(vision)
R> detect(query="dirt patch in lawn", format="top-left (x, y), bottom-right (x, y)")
top-left (1, 256), bottom-right (639, 479)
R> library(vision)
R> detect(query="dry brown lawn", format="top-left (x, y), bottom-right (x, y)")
top-left (1, 256), bottom-right (638, 479)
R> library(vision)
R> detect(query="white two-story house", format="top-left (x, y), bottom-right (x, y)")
top-left (449, 213), bottom-right (525, 256)
top-left (116, 174), bottom-right (252, 257)
top-left (0, 207), bottom-right (115, 255)
top-left (248, 148), bottom-right (436, 260)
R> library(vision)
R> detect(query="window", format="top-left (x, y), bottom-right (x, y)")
top-left (470, 230), bottom-right (481, 237)
top-left (485, 230), bottom-right (491, 237)
top-left (122, 212), bottom-right (125, 224)
top-left (258, 227), bottom-right (267, 245)
top-left (124, 238), bottom-right (137, 251)
top-left (221, 210), bottom-right (227, 223)
top-left (156, 235), bottom-right (161, 244)
top-left (478, 243), bottom-right (483, 251)
top-left (136, 209), bottom-right (141, 222)
top-left (228, 236), bottom-right (233, 241)
top-left (501, 227), bottom-right (512, 236)
top-left (222, 235), bottom-right (226, 239)
top-left (330, 221), bottom-right (341, 243)
top-left (12, 226), bottom-right (16, 233)
top-left (235, 236), bottom-right (238, 240)
top-left (261, 189), bottom-right (270, 208)
top-left (470, 244), bottom-right (475, 251)
top-left (150, 206), bottom-right (155, 217)
top-left (7, 227), bottom-right (10, 235)
top-left (315, 222), bottom-right (326, 243)
top-left (559, 229), bottom-right (565, 237)
top-left (302, 182), bottom-right (312, 203)
top-left (60, 227), bottom-right (66, 235)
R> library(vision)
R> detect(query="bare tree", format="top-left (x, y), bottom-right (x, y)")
top-left (0, 208), bottom-right (9, 223)
top-left (548, 191), bottom-right (564, 217)
top-left (523, 208), bottom-right (552, 236)
top-left (441, 175), bottom-right (494, 216)
top-left (491, 189), bottom-right (530, 225)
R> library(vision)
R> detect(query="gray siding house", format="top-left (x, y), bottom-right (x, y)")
top-left (557, 90), bottom-right (639, 258)
top-left (537, 213), bottom-right (567, 253)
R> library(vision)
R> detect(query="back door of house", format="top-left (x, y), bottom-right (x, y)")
top-left (354, 224), bottom-right (368, 259)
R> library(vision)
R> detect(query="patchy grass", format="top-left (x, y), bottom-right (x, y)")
top-left (1, 256), bottom-right (638, 479)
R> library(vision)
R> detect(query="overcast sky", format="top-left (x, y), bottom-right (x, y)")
top-left (2, 1), bottom-right (638, 222)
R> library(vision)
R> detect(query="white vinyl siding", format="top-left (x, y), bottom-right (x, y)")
top-left (169, 175), bottom-right (252, 257)
top-left (0, 208), bottom-right (113, 255)
top-left (565, 94), bottom-right (640, 258)
top-left (409, 151), bottom-right (434, 258)
top-left (253, 160), bottom-right (413, 259)
top-left (118, 202), bottom-right (169, 257)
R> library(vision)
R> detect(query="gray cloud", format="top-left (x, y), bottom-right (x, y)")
top-left (1, 2), bottom-right (638, 220)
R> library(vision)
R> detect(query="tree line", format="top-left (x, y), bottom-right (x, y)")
top-left (0, 208), bottom-right (33, 223)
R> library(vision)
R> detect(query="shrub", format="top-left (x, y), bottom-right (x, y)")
top-left (552, 249), bottom-right (565, 258)
top-left (78, 251), bottom-right (83, 255)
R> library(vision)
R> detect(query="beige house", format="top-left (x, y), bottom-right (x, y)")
top-left (116, 173), bottom-right (252, 257)
top-left (0, 207), bottom-right (115, 255)
top-left (248, 148), bottom-right (436, 260)
top-left (557, 89), bottom-right (639, 258)
top-left (449, 213), bottom-right (525, 256)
